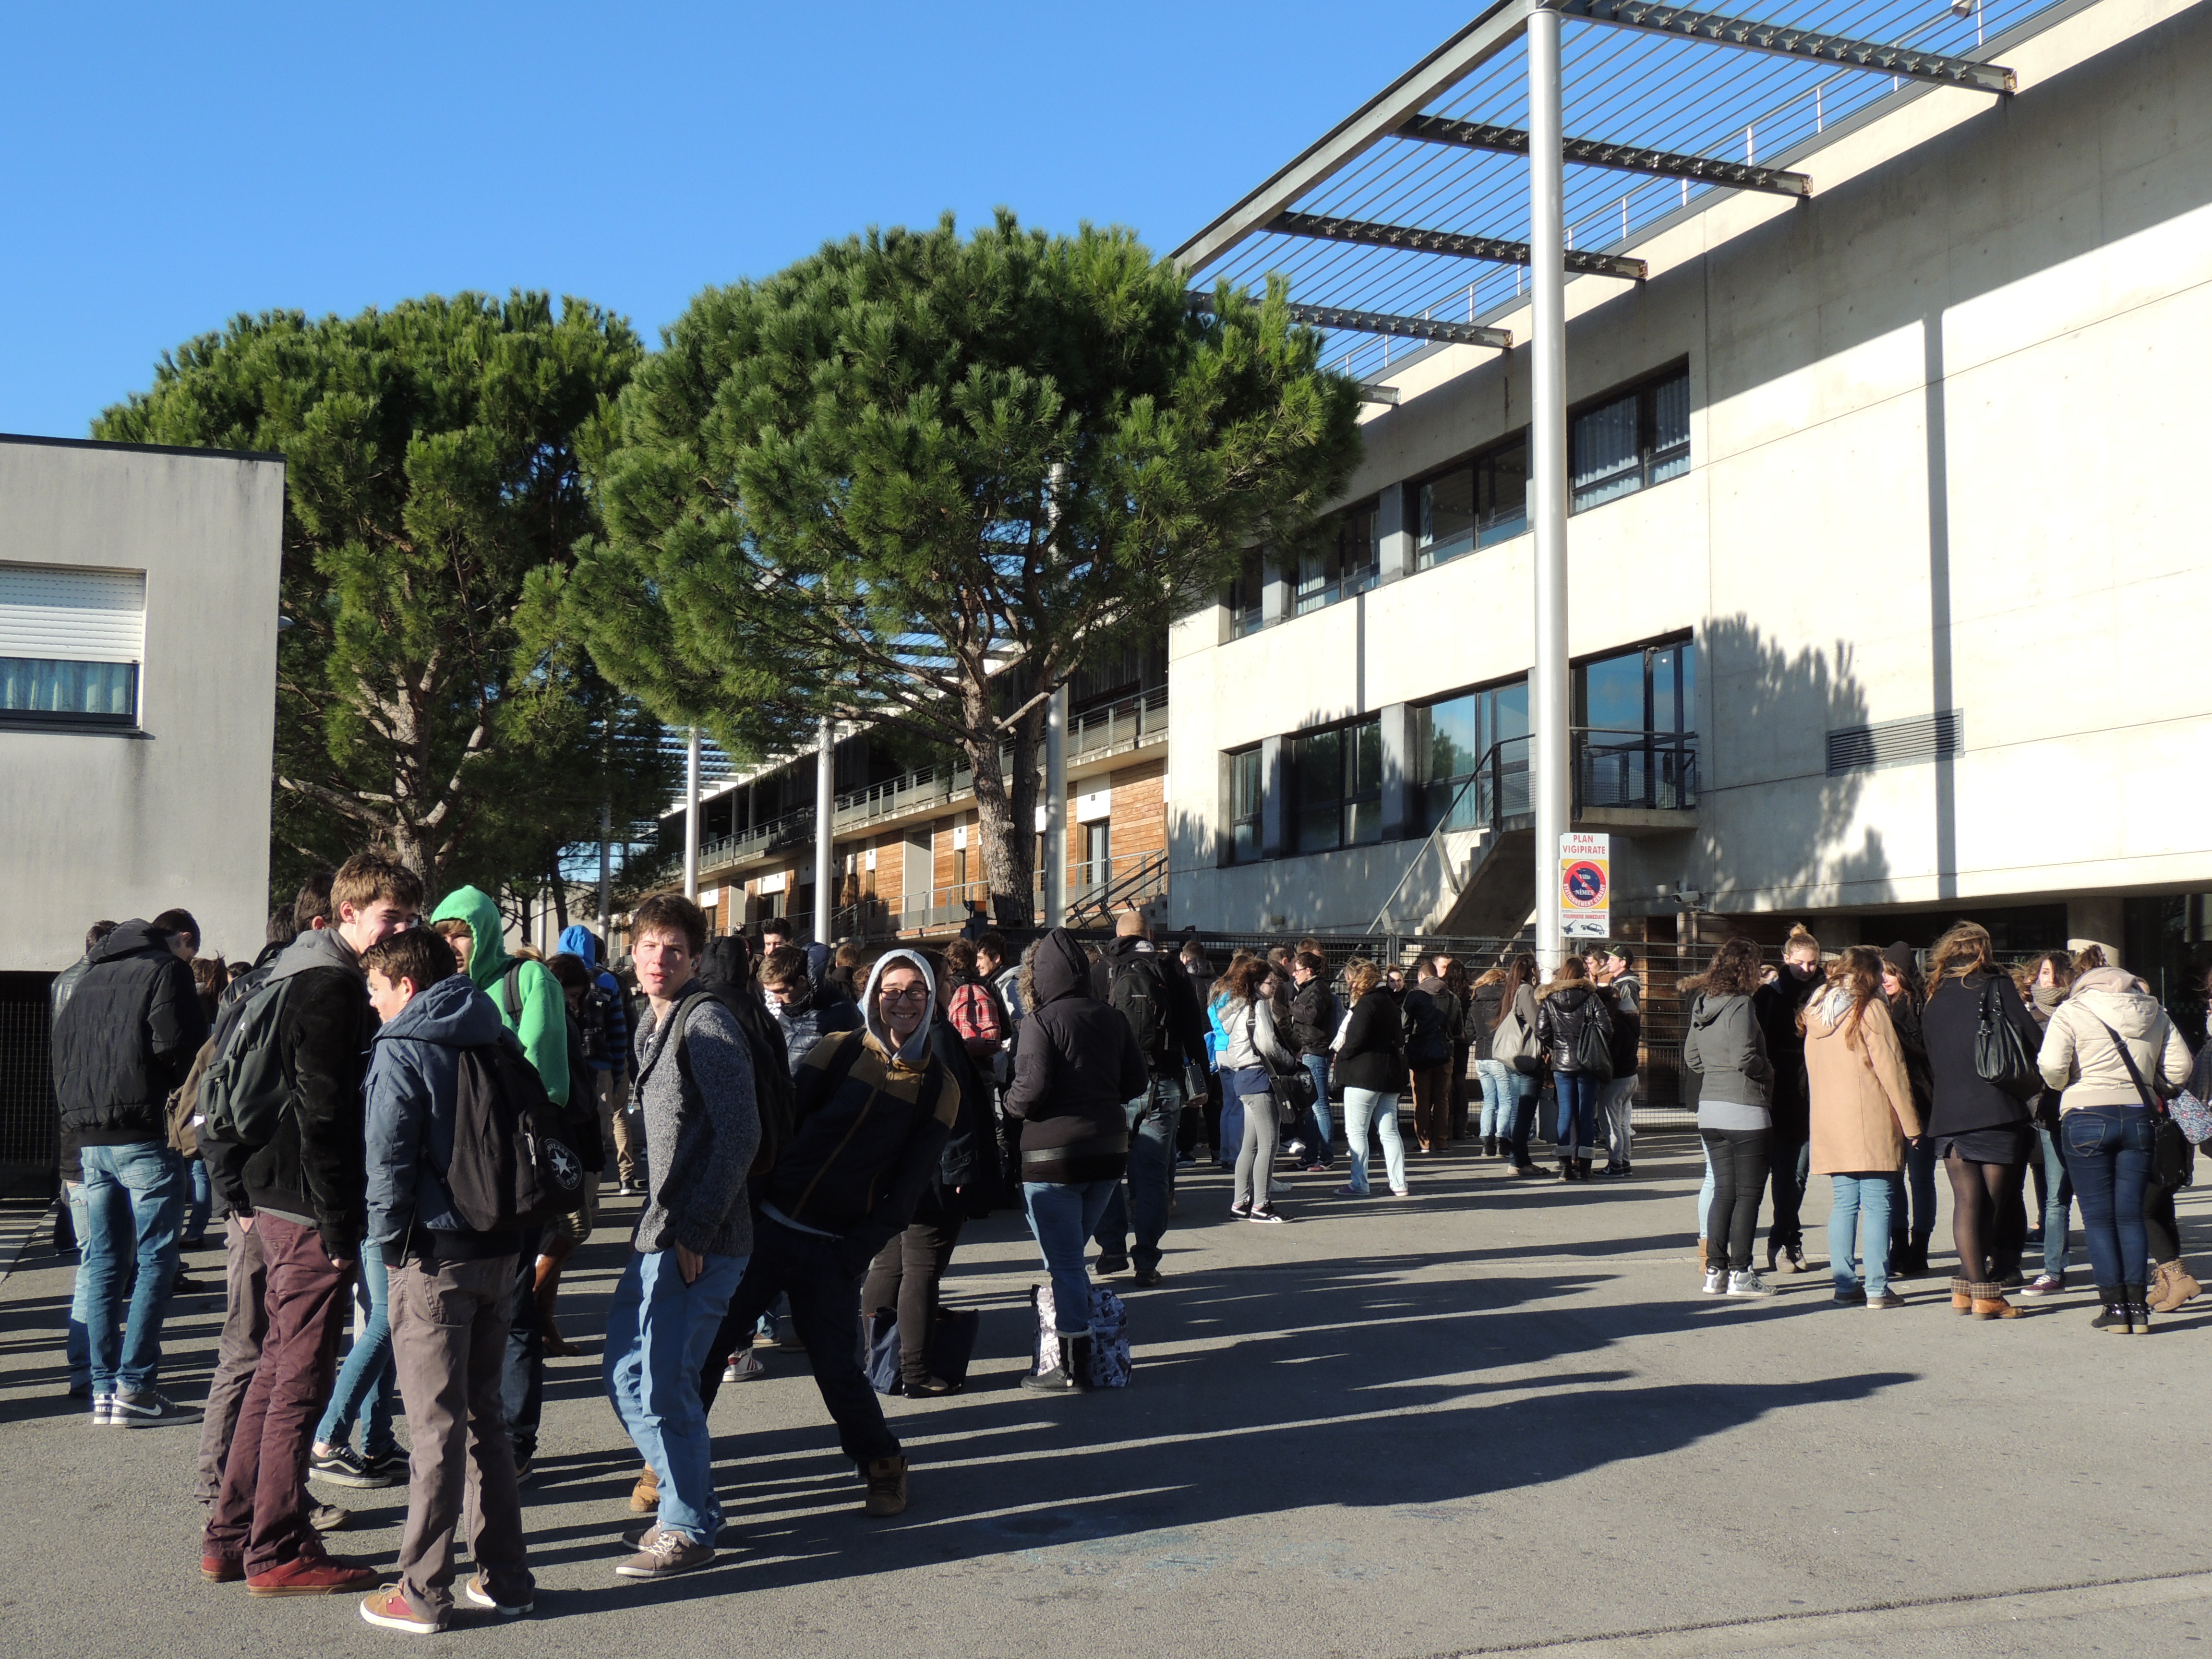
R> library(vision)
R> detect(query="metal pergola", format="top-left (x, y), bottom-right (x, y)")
top-left (1174, 0), bottom-right (2050, 963)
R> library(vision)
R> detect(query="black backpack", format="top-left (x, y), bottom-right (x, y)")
top-left (576, 979), bottom-right (616, 1063)
top-left (672, 983), bottom-right (797, 1176)
top-left (1109, 951), bottom-right (1174, 1068)
top-left (445, 1033), bottom-right (589, 1231)
top-left (501, 962), bottom-right (604, 1173)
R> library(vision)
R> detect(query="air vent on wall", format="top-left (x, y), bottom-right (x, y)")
top-left (1825, 710), bottom-right (1964, 777)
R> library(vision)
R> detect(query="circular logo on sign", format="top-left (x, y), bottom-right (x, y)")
top-left (548, 1140), bottom-right (583, 1190)
top-left (1563, 861), bottom-right (1607, 907)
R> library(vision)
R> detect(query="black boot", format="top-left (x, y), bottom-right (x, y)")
top-left (2089, 1286), bottom-right (2130, 1332)
top-left (2126, 1284), bottom-right (2152, 1334)
top-left (1484, 1136), bottom-right (1498, 1157)
top-left (1576, 1157), bottom-right (1593, 1180)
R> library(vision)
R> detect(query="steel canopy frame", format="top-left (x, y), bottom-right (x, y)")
top-left (1184, 291), bottom-right (1512, 350)
top-left (1552, 0), bottom-right (2016, 90)
top-left (1270, 209), bottom-right (1649, 282)
top-left (1398, 111), bottom-right (1810, 197)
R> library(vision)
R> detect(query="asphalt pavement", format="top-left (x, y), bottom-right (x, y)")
top-left (8, 1129), bottom-right (2212, 1659)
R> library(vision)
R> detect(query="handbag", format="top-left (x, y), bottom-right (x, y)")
top-left (1246, 1002), bottom-right (1317, 1113)
top-left (2086, 1014), bottom-right (2194, 1183)
top-left (1973, 978), bottom-right (2043, 1098)
top-left (1497, 1006), bottom-right (1542, 1077)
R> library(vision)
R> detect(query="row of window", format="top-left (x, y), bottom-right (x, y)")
top-left (1223, 638), bottom-right (1694, 863)
top-left (1227, 364), bottom-right (1692, 632)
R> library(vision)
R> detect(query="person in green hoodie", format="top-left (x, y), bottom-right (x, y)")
top-left (425, 884), bottom-right (569, 1476)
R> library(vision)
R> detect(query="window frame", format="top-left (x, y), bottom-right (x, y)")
top-left (1287, 714), bottom-right (1383, 855)
top-left (1225, 744), bottom-right (1263, 865)
top-left (1409, 435), bottom-right (1530, 571)
top-left (1568, 361), bottom-right (1691, 514)
top-left (1294, 501), bottom-right (1381, 614)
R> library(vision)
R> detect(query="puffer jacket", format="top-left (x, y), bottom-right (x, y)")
top-left (431, 885), bottom-right (569, 1107)
top-left (52, 919), bottom-right (208, 1148)
top-left (1536, 981), bottom-right (1613, 1076)
top-left (1005, 929), bottom-right (1150, 1184)
top-left (2038, 967), bottom-right (2194, 1111)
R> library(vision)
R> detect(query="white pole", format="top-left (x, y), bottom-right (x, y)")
top-left (813, 714), bottom-right (835, 948)
top-left (683, 725), bottom-right (701, 901)
top-left (1044, 684), bottom-right (1069, 928)
top-left (1529, 1), bottom-right (1571, 974)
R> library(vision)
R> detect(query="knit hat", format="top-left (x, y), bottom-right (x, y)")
top-left (1883, 941), bottom-right (1916, 976)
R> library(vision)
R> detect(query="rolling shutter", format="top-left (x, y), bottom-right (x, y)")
top-left (0, 564), bottom-right (146, 662)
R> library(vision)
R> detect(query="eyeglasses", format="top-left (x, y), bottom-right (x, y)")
top-left (879, 986), bottom-right (931, 1002)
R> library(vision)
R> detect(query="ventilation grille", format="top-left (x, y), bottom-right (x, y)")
top-left (1826, 710), bottom-right (1964, 776)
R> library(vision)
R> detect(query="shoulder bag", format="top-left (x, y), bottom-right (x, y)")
top-left (1247, 1002), bottom-right (1316, 1114)
top-left (1972, 978), bottom-right (2043, 1099)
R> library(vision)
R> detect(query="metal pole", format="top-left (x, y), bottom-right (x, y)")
top-left (683, 725), bottom-right (701, 901)
top-left (813, 714), bottom-right (835, 948)
top-left (1528, 1), bottom-right (1571, 974)
top-left (598, 797), bottom-right (612, 926)
top-left (1044, 684), bottom-right (1069, 928)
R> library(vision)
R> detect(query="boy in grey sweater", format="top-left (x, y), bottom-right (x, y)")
top-left (601, 894), bottom-right (759, 1580)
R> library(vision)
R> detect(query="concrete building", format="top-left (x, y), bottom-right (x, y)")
top-left (1166, 0), bottom-right (2212, 1022)
top-left (0, 433), bottom-right (285, 1190)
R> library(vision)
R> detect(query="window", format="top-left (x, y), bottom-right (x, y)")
top-left (1226, 745), bottom-right (1262, 863)
top-left (1082, 821), bottom-right (1112, 891)
top-left (1289, 717), bottom-right (1382, 854)
top-left (1412, 678), bottom-right (1528, 831)
top-left (1226, 549), bottom-right (1265, 638)
top-left (0, 564), bottom-right (145, 727)
top-left (1570, 366), bottom-right (1690, 512)
top-left (1413, 439), bottom-right (1528, 569)
top-left (1575, 637), bottom-right (1697, 810)
top-left (1295, 503), bottom-right (1379, 614)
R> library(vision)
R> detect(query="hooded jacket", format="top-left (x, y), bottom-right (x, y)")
top-left (2038, 967), bottom-right (2194, 1112)
top-left (1535, 979), bottom-right (1612, 1076)
top-left (1805, 990), bottom-right (1921, 1175)
top-left (362, 969), bottom-right (521, 1255)
top-left (761, 949), bottom-right (959, 1264)
top-left (559, 924), bottom-right (631, 1078)
top-left (52, 919), bottom-right (209, 1148)
top-left (433, 886), bottom-right (569, 1106)
top-left (1005, 929), bottom-right (1150, 1184)
top-left (210, 925), bottom-right (379, 1257)
top-left (1921, 970), bottom-right (2041, 1137)
top-left (1683, 991), bottom-right (1773, 1129)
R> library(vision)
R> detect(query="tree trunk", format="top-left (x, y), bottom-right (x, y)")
top-left (551, 864), bottom-right (569, 937)
top-left (393, 818), bottom-right (440, 894)
top-left (968, 696), bottom-right (1048, 929)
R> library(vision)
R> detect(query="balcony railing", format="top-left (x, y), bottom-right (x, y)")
top-left (832, 847), bottom-right (1169, 939)
top-left (1418, 727), bottom-right (1698, 836)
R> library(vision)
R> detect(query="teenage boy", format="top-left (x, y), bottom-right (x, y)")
top-left (603, 893), bottom-right (760, 1580)
top-left (201, 852), bottom-right (419, 1596)
top-left (355, 928), bottom-right (535, 1634)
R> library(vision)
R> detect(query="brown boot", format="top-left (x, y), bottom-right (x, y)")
top-left (1950, 1276), bottom-right (1973, 1313)
top-left (1969, 1282), bottom-right (2020, 1320)
top-left (629, 1465), bottom-right (659, 1514)
top-left (535, 1238), bottom-right (577, 1358)
top-left (863, 1455), bottom-right (909, 1518)
top-left (2151, 1260), bottom-right (2201, 1313)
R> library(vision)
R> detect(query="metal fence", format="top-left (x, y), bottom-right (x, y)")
top-left (0, 976), bottom-right (58, 1199)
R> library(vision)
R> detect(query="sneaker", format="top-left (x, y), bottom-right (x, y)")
top-left (358, 1585), bottom-right (443, 1634)
top-left (1701, 1268), bottom-right (1727, 1296)
top-left (1245, 1206), bottom-right (1286, 1224)
top-left (1601, 1164), bottom-right (1633, 1178)
top-left (2021, 1273), bottom-right (2067, 1298)
top-left (512, 1452), bottom-right (535, 1482)
top-left (1333, 1184), bottom-right (1368, 1198)
top-left (721, 1350), bottom-right (765, 1384)
top-left (863, 1454), bottom-right (909, 1517)
top-left (362, 1446), bottom-right (409, 1481)
top-left (1094, 1256), bottom-right (1130, 1276)
top-left (108, 1388), bottom-right (200, 1427)
top-left (312, 1444), bottom-right (404, 1489)
top-left (309, 1502), bottom-right (351, 1533)
top-left (1133, 1268), bottom-right (1163, 1288)
top-left (1727, 1269), bottom-right (1777, 1298)
top-left (246, 1552), bottom-right (379, 1597)
top-left (1832, 1285), bottom-right (1868, 1305)
top-left (199, 1553), bottom-right (245, 1583)
top-left (1284, 1141), bottom-right (1308, 1162)
top-left (1303, 1161), bottom-right (1332, 1174)
top-left (1868, 1291), bottom-right (1907, 1310)
top-left (463, 1572), bottom-right (533, 1617)
top-left (614, 1528), bottom-right (717, 1579)
top-left (1228, 1199), bottom-right (1251, 1218)
top-left (1268, 1178), bottom-right (1292, 1197)
top-left (90, 1394), bottom-right (112, 1426)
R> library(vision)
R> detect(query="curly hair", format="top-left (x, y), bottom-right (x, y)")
top-left (1683, 936), bottom-right (1764, 998)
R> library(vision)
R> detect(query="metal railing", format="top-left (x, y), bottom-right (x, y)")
top-left (1066, 849), bottom-right (1168, 926)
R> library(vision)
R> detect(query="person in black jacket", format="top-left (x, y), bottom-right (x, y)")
top-left (1881, 944), bottom-right (1939, 1275)
top-left (1334, 961), bottom-right (1410, 1197)
top-left (53, 917), bottom-right (116, 1380)
top-left (52, 914), bottom-right (207, 1425)
top-left (1535, 958), bottom-right (1613, 1180)
top-left (1920, 921), bottom-right (2043, 1318)
top-left (1751, 925), bottom-right (1824, 1271)
top-left (201, 851), bottom-right (421, 1596)
top-left (1006, 929), bottom-right (1150, 1390)
top-left (1089, 914), bottom-right (1210, 1285)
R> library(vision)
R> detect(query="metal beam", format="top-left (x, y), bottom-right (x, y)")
top-left (1269, 210), bottom-right (1648, 282)
top-left (1399, 111), bottom-right (1810, 197)
top-left (1185, 290), bottom-right (1512, 350)
top-left (1550, 0), bottom-right (2016, 94)
top-left (1171, 0), bottom-right (1534, 275)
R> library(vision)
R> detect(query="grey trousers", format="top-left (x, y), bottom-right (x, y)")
top-left (389, 1252), bottom-right (532, 1621)
top-left (1232, 1085), bottom-right (1281, 1211)
top-left (193, 1216), bottom-right (267, 1504)
top-left (1599, 1076), bottom-right (1638, 1167)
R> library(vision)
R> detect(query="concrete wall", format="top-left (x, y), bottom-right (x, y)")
top-left (1169, 0), bottom-right (2212, 934)
top-left (0, 436), bottom-right (284, 971)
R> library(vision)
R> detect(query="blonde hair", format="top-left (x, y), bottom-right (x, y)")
top-left (1783, 923), bottom-right (1821, 964)
top-left (1345, 959), bottom-right (1382, 1000)
top-left (1928, 921), bottom-right (1996, 986)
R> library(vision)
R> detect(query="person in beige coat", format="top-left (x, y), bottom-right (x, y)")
top-left (1805, 947), bottom-right (1924, 1310)
top-left (2037, 964), bottom-right (2196, 1332)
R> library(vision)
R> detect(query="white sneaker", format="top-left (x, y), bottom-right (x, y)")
top-left (1269, 1178), bottom-right (1292, 1196)
top-left (1701, 1268), bottom-right (1727, 1296)
top-left (721, 1350), bottom-right (765, 1384)
top-left (1727, 1269), bottom-right (1777, 1298)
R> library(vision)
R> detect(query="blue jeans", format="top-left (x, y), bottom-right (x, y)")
top-left (1828, 1174), bottom-right (1894, 1298)
top-left (1342, 1086), bottom-right (1407, 1194)
top-left (502, 1226), bottom-right (543, 1457)
top-left (184, 1157), bottom-right (213, 1246)
top-left (64, 1180), bottom-right (92, 1392)
top-left (1554, 1072), bottom-right (1603, 1160)
top-left (1024, 1179), bottom-right (1118, 1333)
top-left (1475, 1059), bottom-right (1515, 1140)
top-left (1302, 1054), bottom-right (1334, 1158)
top-left (604, 1248), bottom-right (747, 1546)
top-left (78, 1141), bottom-right (185, 1396)
top-left (315, 1244), bottom-right (397, 1454)
top-left (1094, 1077), bottom-right (1184, 1273)
top-left (2034, 1124), bottom-right (2074, 1277)
top-left (2063, 1106), bottom-right (2155, 1290)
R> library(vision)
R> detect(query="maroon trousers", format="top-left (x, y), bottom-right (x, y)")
top-left (202, 1215), bottom-right (352, 1572)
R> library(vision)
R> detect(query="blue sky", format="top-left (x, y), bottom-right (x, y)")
top-left (1, 1), bottom-right (1474, 438)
